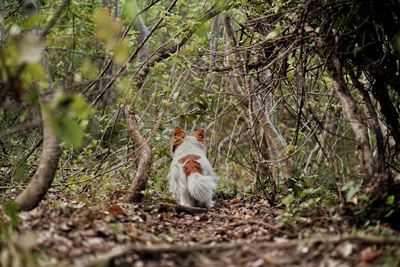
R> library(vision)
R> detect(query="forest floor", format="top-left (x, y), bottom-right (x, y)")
top-left (5, 189), bottom-right (398, 267)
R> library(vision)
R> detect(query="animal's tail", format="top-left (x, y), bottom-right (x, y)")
top-left (187, 173), bottom-right (218, 207)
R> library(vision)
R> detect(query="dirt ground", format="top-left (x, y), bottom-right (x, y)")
top-left (12, 191), bottom-right (400, 267)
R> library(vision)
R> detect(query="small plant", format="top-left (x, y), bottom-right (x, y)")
top-left (0, 202), bottom-right (52, 267)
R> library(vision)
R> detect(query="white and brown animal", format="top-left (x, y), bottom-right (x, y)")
top-left (168, 127), bottom-right (219, 208)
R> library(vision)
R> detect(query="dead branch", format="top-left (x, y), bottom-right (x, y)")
top-left (79, 234), bottom-right (400, 267)
top-left (124, 105), bottom-right (152, 202)
top-left (40, 0), bottom-right (70, 39)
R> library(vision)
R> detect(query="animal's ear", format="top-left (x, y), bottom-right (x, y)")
top-left (173, 126), bottom-right (186, 139)
top-left (192, 128), bottom-right (205, 142)
top-left (171, 126), bottom-right (186, 153)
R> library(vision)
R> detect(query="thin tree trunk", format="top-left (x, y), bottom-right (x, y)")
top-left (350, 73), bottom-right (385, 172)
top-left (223, 14), bottom-right (293, 179)
top-left (131, 0), bottom-right (149, 61)
top-left (114, 0), bottom-right (120, 18)
top-left (124, 105), bottom-right (152, 202)
top-left (123, 0), bottom-right (151, 202)
top-left (209, 15), bottom-right (221, 63)
top-left (15, 0), bottom-right (61, 211)
top-left (321, 47), bottom-right (375, 179)
top-left (0, 0), bottom-right (4, 103)
top-left (0, 0), bottom-right (4, 47)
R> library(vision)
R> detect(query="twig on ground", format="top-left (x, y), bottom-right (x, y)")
top-left (78, 234), bottom-right (400, 267)
top-left (159, 202), bottom-right (281, 233)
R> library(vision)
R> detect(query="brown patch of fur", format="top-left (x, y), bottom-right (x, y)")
top-left (192, 128), bottom-right (205, 142)
top-left (178, 154), bottom-right (203, 177)
top-left (172, 127), bottom-right (186, 153)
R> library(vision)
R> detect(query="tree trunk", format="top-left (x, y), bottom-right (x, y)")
top-left (322, 50), bottom-right (375, 179)
top-left (350, 73), bottom-right (385, 172)
top-left (124, 105), bottom-right (152, 202)
top-left (0, 0), bottom-right (4, 47)
top-left (131, 0), bottom-right (149, 61)
top-left (15, 0), bottom-right (61, 211)
top-left (15, 96), bottom-right (61, 210)
top-left (0, 0), bottom-right (4, 103)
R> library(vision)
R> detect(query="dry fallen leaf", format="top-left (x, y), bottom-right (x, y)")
top-left (230, 197), bottom-right (241, 205)
top-left (108, 204), bottom-right (124, 216)
top-left (360, 247), bottom-right (383, 263)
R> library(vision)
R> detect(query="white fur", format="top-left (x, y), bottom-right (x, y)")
top-left (168, 136), bottom-right (219, 208)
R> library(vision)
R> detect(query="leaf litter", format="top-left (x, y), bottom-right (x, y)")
top-left (5, 194), bottom-right (400, 267)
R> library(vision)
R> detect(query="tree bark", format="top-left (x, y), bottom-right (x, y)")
top-left (350, 73), bottom-right (385, 172)
top-left (133, 9), bottom-right (149, 61)
top-left (124, 105), bottom-right (152, 202)
top-left (0, 0), bottom-right (4, 103)
top-left (15, 0), bottom-right (61, 211)
top-left (321, 47), bottom-right (375, 179)
top-left (0, 0), bottom-right (4, 47)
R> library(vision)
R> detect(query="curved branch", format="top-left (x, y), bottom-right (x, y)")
top-left (15, 0), bottom-right (61, 211)
top-left (15, 96), bottom-right (61, 210)
top-left (124, 105), bottom-right (152, 202)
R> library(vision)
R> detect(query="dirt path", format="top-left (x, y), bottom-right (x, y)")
top-left (17, 197), bottom-right (399, 266)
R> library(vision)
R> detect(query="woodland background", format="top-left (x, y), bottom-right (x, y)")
top-left (1, 0), bottom-right (400, 266)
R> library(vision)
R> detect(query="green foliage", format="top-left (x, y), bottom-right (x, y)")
top-left (282, 194), bottom-right (295, 209)
top-left (341, 181), bottom-right (360, 203)
top-left (80, 58), bottom-right (99, 80)
top-left (46, 93), bottom-right (93, 147)
top-left (3, 202), bottom-right (20, 228)
top-left (93, 8), bottom-right (129, 64)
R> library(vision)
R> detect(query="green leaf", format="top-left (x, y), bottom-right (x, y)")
top-left (112, 39), bottom-right (129, 65)
top-left (333, 17), bottom-right (345, 29)
top-left (386, 195), bottom-right (395, 205)
top-left (341, 181), bottom-right (360, 202)
top-left (123, 0), bottom-right (138, 20)
top-left (392, 31), bottom-right (400, 52)
top-left (94, 8), bottom-right (121, 43)
top-left (50, 116), bottom-right (84, 147)
top-left (26, 87), bottom-right (40, 106)
top-left (4, 201), bottom-right (20, 228)
top-left (195, 96), bottom-right (208, 111)
top-left (20, 63), bottom-right (47, 90)
top-left (69, 94), bottom-right (92, 119)
top-left (23, 14), bottom-right (42, 29)
top-left (53, 93), bottom-right (93, 119)
top-left (266, 30), bottom-right (278, 40)
top-left (14, 160), bottom-right (29, 182)
top-left (81, 58), bottom-right (98, 80)
top-left (266, 25), bottom-right (282, 40)
top-left (287, 144), bottom-right (296, 155)
top-left (282, 194), bottom-right (295, 208)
